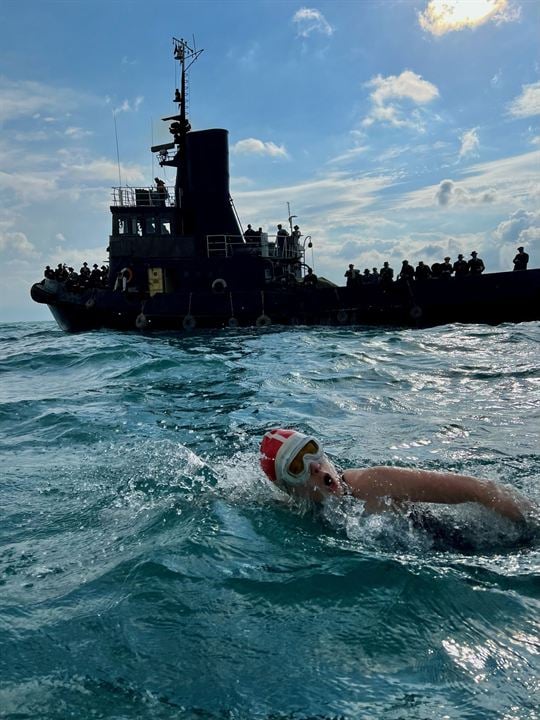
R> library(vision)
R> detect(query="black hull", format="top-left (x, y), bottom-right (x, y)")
top-left (31, 270), bottom-right (540, 333)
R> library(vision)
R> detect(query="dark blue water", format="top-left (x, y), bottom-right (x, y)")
top-left (1, 321), bottom-right (539, 719)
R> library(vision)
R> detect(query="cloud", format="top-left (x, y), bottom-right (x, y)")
top-left (113, 96), bottom-right (144, 115)
top-left (493, 209), bottom-right (540, 246)
top-left (327, 145), bottom-right (369, 165)
top-left (63, 158), bottom-right (145, 183)
top-left (0, 77), bottom-right (84, 123)
top-left (232, 138), bottom-right (289, 159)
top-left (293, 7), bottom-right (334, 37)
top-left (507, 81), bottom-right (540, 118)
top-left (65, 126), bottom-right (93, 139)
top-left (363, 71), bottom-right (439, 130)
top-left (0, 230), bottom-right (37, 257)
top-left (418, 0), bottom-right (518, 36)
top-left (459, 128), bottom-right (479, 158)
top-left (435, 178), bottom-right (495, 206)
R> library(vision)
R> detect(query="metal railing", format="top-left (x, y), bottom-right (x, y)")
top-left (111, 186), bottom-right (175, 208)
top-left (206, 234), bottom-right (303, 259)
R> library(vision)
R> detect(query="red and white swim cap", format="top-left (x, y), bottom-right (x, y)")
top-left (260, 428), bottom-right (323, 486)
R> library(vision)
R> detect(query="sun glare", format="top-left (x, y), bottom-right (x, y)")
top-left (419, 0), bottom-right (509, 35)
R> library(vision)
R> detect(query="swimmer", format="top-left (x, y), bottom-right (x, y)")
top-left (260, 429), bottom-right (534, 523)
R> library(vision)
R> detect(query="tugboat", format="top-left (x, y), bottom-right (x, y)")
top-left (31, 38), bottom-right (540, 332)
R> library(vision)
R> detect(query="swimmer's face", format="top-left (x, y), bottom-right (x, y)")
top-left (290, 455), bottom-right (344, 502)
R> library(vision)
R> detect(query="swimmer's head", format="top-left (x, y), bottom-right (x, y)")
top-left (260, 428), bottom-right (343, 500)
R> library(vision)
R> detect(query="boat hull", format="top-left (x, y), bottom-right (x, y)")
top-left (31, 269), bottom-right (540, 333)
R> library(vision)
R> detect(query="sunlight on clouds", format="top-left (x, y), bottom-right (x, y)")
top-left (419, 0), bottom-right (516, 36)
top-left (507, 81), bottom-right (540, 118)
top-left (363, 71), bottom-right (439, 130)
top-left (459, 128), bottom-right (479, 158)
top-left (232, 138), bottom-right (289, 159)
top-left (293, 7), bottom-right (334, 37)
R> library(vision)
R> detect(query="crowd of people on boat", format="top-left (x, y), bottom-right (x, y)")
top-left (243, 223), bottom-right (303, 256)
top-left (343, 247), bottom-right (529, 288)
top-left (43, 262), bottom-right (108, 290)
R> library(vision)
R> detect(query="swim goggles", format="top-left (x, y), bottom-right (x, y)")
top-left (276, 436), bottom-right (325, 486)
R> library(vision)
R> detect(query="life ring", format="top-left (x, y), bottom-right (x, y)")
top-left (410, 305), bottom-right (423, 320)
top-left (121, 267), bottom-right (133, 283)
top-left (211, 278), bottom-right (227, 293)
top-left (256, 314), bottom-right (271, 327)
top-left (85, 298), bottom-right (95, 309)
top-left (135, 313), bottom-right (148, 330)
top-left (183, 314), bottom-right (196, 330)
top-left (336, 310), bottom-right (348, 324)
top-left (227, 317), bottom-right (239, 328)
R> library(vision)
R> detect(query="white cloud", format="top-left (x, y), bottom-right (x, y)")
top-left (113, 96), bottom-right (144, 115)
top-left (327, 145), bottom-right (369, 165)
top-left (0, 230), bottom-right (37, 257)
top-left (63, 158), bottom-right (145, 183)
top-left (293, 7), bottom-right (334, 37)
top-left (0, 77), bottom-right (84, 123)
top-left (65, 126), bottom-right (93, 139)
top-left (435, 178), bottom-right (496, 206)
top-left (418, 0), bottom-right (517, 36)
top-left (232, 138), bottom-right (289, 159)
top-left (507, 81), bottom-right (540, 118)
top-left (363, 71), bottom-right (439, 130)
top-left (493, 209), bottom-right (540, 246)
top-left (459, 128), bottom-right (479, 158)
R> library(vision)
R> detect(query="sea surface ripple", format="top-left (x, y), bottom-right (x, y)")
top-left (1, 321), bottom-right (539, 719)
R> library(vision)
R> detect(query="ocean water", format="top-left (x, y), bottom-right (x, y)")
top-left (1, 320), bottom-right (539, 720)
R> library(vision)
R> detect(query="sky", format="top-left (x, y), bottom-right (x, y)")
top-left (0, 0), bottom-right (539, 321)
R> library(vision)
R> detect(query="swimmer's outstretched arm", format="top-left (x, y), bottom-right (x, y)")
top-left (342, 467), bottom-right (533, 522)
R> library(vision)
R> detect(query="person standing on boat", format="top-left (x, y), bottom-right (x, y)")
top-left (260, 429), bottom-right (535, 523)
top-left (154, 177), bottom-right (168, 206)
top-left (276, 224), bottom-right (289, 256)
top-left (453, 254), bottom-right (469, 277)
top-left (303, 267), bottom-right (318, 287)
top-left (513, 247), bottom-right (529, 271)
top-left (380, 262), bottom-right (394, 287)
top-left (344, 264), bottom-right (356, 288)
top-left (440, 257), bottom-right (453, 277)
top-left (468, 251), bottom-right (485, 275)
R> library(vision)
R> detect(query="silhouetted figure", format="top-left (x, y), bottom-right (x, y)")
top-left (371, 268), bottom-right (380, 283)
top-left (363, 268), bottom-right (372, 283)
top-left (244, 224), bottom-right (257, 243)
top-left (344, 264), bottom-right (356, 288)
top-left (468, 251), bottom-right (485, 275)
top-left (276, 224), bottom-right (289, 255)
top-left (80, 262), bottom-right (90, 278)
top-left (441, 257), bottom-right (453, 277)
top-left (453, 254), bottom-right (469, 277)
top-left (154, 177), bottom-right (168, 206)
top-left (303, 267), bottom-right (318, 287)
top-left (415, 261), bottom-right (431, 281)
top-left (380, 262), bottom-right (394, 286)
top-left (55, 263), bottom-right (68, 282)
top-left (431, 262), bottom-right (442, 279)
top-left (513, 246), bottom-right (529, 271)
top-left (44, 265), bottom-right (55, 280)
top-left (398, 260), bottom-right (414, 282)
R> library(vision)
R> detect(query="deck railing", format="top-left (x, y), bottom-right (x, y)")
top-left (111, 186), bottom-right (175, 208)
top-left (206, 234), bottom-right (303, 259)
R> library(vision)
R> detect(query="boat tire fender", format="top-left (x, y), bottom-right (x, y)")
top-left (121, 267), bottom-right (133, 283)
top-left (212, 278), bottom-right (227, 293)
top-left (256, 314), bottom-right (271, 327)
top-left (85, 298), bottom-right (95, 310)
top-left (183, 314), bottom-right (197, 330)
top-left (337, 310), bottom-right (348, 324)
top-left (410, 305), bottom-right (423, 320)
top-left (227, 317), bottom-right (239, 328)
